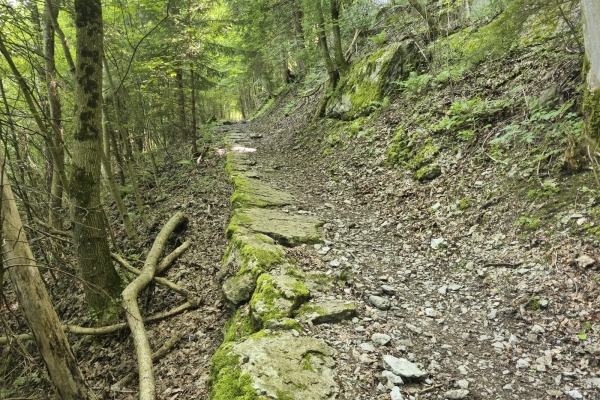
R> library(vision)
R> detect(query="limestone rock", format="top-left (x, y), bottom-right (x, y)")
top-left (383, 355), bottom-right (427, 378)
top-left (326, 40), bottom-right (419, 120)
top-left (369, 295), bottom-right (390, 310)
top-left (250, 274), bottom-right (310, 326)
top-left (231, 177), bottom-right (293, 209)
top-left (222, 270), bottom-right (259, 305)
top-left (229, 333), bottom-right (339, 400)
top-left (233, 208), bottom-right (324, 247)
top-left (297, 301), bottom-right (357, 324)
top-left (445, 389), bottom-right (470, 399)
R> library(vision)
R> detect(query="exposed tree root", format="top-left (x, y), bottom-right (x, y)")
top-left (111, 330), bottom-right (184, 391)
top-left (121, 212), bottom-right (189, 400)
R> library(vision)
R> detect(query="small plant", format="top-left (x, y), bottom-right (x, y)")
top-left (527, 182), bottom-right (560, 199)
top-left (369, 30), bottom-right (386, 45)
top-left (398, 72), bottom-right (431, 97)
top-left (515, 216), bottom-right (540, 231)
top-left (458, 197), bottom-right (471, 210)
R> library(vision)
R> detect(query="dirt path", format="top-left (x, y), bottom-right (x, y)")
top-left (219, 121), bottom-right (600, 400)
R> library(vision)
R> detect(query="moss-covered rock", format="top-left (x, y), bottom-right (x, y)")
top-left (415, 164), bottom-right (442, 181)
top-left (250, 274), bottom-right (311, 327)
top-left (231, 175), bottom-right (293, 209)
top-left (214, 333), bottom-right (338, 400)
top-left (326, 41), bottom-right (419, 120)
top-left (295, 301), bottom-right (357, 324)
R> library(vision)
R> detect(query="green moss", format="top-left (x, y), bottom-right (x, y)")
top-left (296, 303), bottom-right (326, 316)
top-left (414, 164), bottom-right (441, 181)
top-left (223, 309), bottom-right (258, 343)
top-left (209, 345), bottom-right (258, 400)
top-left (410, 138), bottom-right (439, 169)
top-left (250, 274), bottom-right (311, 325)
top-left (458, 197), bottom-right (471, 210)
top-left (226, 213), bottom-right (253, 238)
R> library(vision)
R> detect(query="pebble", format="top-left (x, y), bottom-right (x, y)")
top-left (360, 342), bottom-right (375, 352)
top-left (576, 255), bottom-right (596, 268)
top-left (438, 285), bottom-right (447, 295)
top-left (382, 370), bottom-right (404, 385)
top-left (317, 246), bottom-right (331, 255)
top-left (444, 389), bottom-right (469, 399)
top-left (382, 285), bottom-right (396, 295)
top-left (425, 308), bottom-right (442, 318)
top-left (369, 295), bottom-right (390, 310)
top-left (503, 383), bottom-right (512, 390)
top-left (531, 324), bottom-right (545, 333)
top-left (430, 238), bottom-right (447, 250)
top-left (329, 259), bottom-right (340, 267)
top-left (487, 309), bottom-right (497, 319)
top-left (516, 359), bottom-right (530, 369)
top-left (390, 386), bottom-right (404, 400)
top-left (456, 380), bottom-right (469, 389)
top-left (448, 283), bottom-right (462, 291)
top-left (382, 355), bottom-right (427, 378)
top-left (372, 333), bottom-right (391, 346)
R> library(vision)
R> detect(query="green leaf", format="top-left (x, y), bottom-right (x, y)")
top-left (578, 332), bottom-right (587, 341)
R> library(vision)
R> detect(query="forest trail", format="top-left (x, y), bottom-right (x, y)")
top-left (215, 121), bottom-right (600, 400)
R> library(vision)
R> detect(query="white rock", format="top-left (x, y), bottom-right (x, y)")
top-left (382, 370), bottom-right (404, 385)
top-left (390, 386), bottom-right (404, 400)
top-left (566, 389), bottom-right (583, 399)
top-left (516, 359), bottom-right (530, 369)
top-left (317, 246), bottom-right (330, 255)
top-left (438, 285), bottom-right (447, 295)
top-left (456, 379), bottom-right (469, 389)
top-left (425, 308), bottom-right (442, 318)
top-left (329, 259), bottom-right (340, 267)
top-left (576, 255), bottom-right (596, 268)
top-left (383, 355), bottom-right (427, 378)
top-left (372, 333), bottom-right (391, 347)
top-left (503, 383), bottom-right (513, 390)
top-left (531, 324), bottom-right (545, 333)
top-left (369, 295), bottom-right (390, 310)
top-left (444, 389), bottom-right (469, 399)
top-left (458, 365), bottom-right (468, 375)
top-left (430, 238), bottom-right (447, 250)
top-left (360, 342), bottom-right (376, 352)
top-left (448, 283), bottom-right (462, 291)
top-left (487, 309), bottom-right (497, 319)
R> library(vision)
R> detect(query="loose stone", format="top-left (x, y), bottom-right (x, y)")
top-left (369, 295), bottom-right (390, 310)
top-left (382, 355), bottom-right (427, 378)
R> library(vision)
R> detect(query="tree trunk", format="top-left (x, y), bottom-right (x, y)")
top-left (314, 0), bottom-right (339, 119)
top-left (407, 0), bottom-right (439, 42)
top-left (176, 67), bottom-right (186, 137)
top-left (292, 1), bottom-right (307, 79)
top-left (1, 154), bottom-right (96, 400)
top-left (330, 0), bottom-right (348, 74)
top-left (43, 0), bottom-right (65, 230)
top-left (71, 0), bottom-right (123, 318)
top-left (190, 65), bottom-right (199, 155)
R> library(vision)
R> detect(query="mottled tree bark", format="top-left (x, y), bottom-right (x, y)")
top-left (314, 0), bottom-right (339, 119)
top-left (71, 0), bottom-right (122, 317)
top-left (44, 0), bottom-right (65, 230)
top-left (1, 154), bottom-right (96, 400)
top-left (330, 0), bottom-right (348, 74)
top-left (190, 65), bottom-right (199, 155)
top-left (292, 1), bottom-right (307, 78)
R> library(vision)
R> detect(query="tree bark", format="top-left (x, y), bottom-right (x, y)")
top-left (176, 67), bottom-right (186, 137)
top-left (43, 0), bottom-right (65, 230)
top-left (71, 0), bottom-right (123, 317)
top-left (314, 0), bottom-right (339, 119)
top-left (330, 0), bottom-right (348, 74)
top-left (292, 1), bottom-right (307, 79)
top-left (1, 154), bottom-right (96, 400)
top-left (190, 65), bottom-right (199, 155)
top-left (582, 0), bottom-right (600, 151)
top-left (407, 0), bottom-right (439, 42)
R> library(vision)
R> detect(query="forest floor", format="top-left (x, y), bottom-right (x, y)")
top-left (1, 136), bottom-right (233, 399)
top-left (230, 106), bottom-right (600, 400)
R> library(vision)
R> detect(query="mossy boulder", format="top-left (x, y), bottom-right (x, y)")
top-left (296, 301), bottom-right (358, 324)
top-left (210, 333), bottom-right (338, 400)
top-left (250, 274), bottom-right (311, 327)
top-left (415, 164), bottom-right (442, 181)
top-left (231, 208), bottom-right (324, 247)
top-left (326, 40), bottom-right (419, 120)
top-left (221, 228), bottom-right (286, 305)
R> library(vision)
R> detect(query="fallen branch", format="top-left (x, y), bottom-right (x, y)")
top-left (157, 240), bottom-right (191, 274)
top-left (121, 212), bottom-right (189, 400)
top-left (111, 330), bottom-right (183, 391)
top-left (33, 218), bottom-right (72, 237)
top-left (111, 252), bottom-right (199, 305)
top-left (0, 304), bottom-right (198, 345)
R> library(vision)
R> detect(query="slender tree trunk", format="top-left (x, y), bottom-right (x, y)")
top-left (71, 0), bottom-right (123, 317)
top-left (407, 0), bottom-right (439, 41)
top-left (314, 0), bottom-right (339, 119)
top-left (43, 0), bottom-right (65, 230)
top-left (101, 107), bottom-right (139, 243)
top-left (190, 65), bottom-right (199, 155)
top-left (580, 0), bottom-right (600, 163)
top-left (1, 154), bottom-right (96, 400)
top-left (103, 57), bottom-right (149, 228)
top-left (329, 0), bottom-right (348, 74)
top-left (292, 1), bottom-right (307, 79)
top-left (176, 67), bottom-right (186, 138)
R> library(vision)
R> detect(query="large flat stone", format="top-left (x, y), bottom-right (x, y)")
top-left (231, 177), bottom-right (293, 209)
top-left (232, 333), bottom-right (338, 400)
top-left (296, 301), bottom-right (357, 324)
top-left (235, 208), bottom-right (324, 247)
top-left (250, 274), bottom-right (310, 326)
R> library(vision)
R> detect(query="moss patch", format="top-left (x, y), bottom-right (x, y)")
top-left (209, 344), bottom-right (258, 400)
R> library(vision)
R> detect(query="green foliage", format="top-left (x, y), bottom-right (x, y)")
top-left (515, 216), bottom-right (540, 231)
top-left (397, 72), bottom-right (432, 97)
top-left (432, 97), bottom-right (510, 137)
top-left (369, 31), bottom-right (387, 46)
